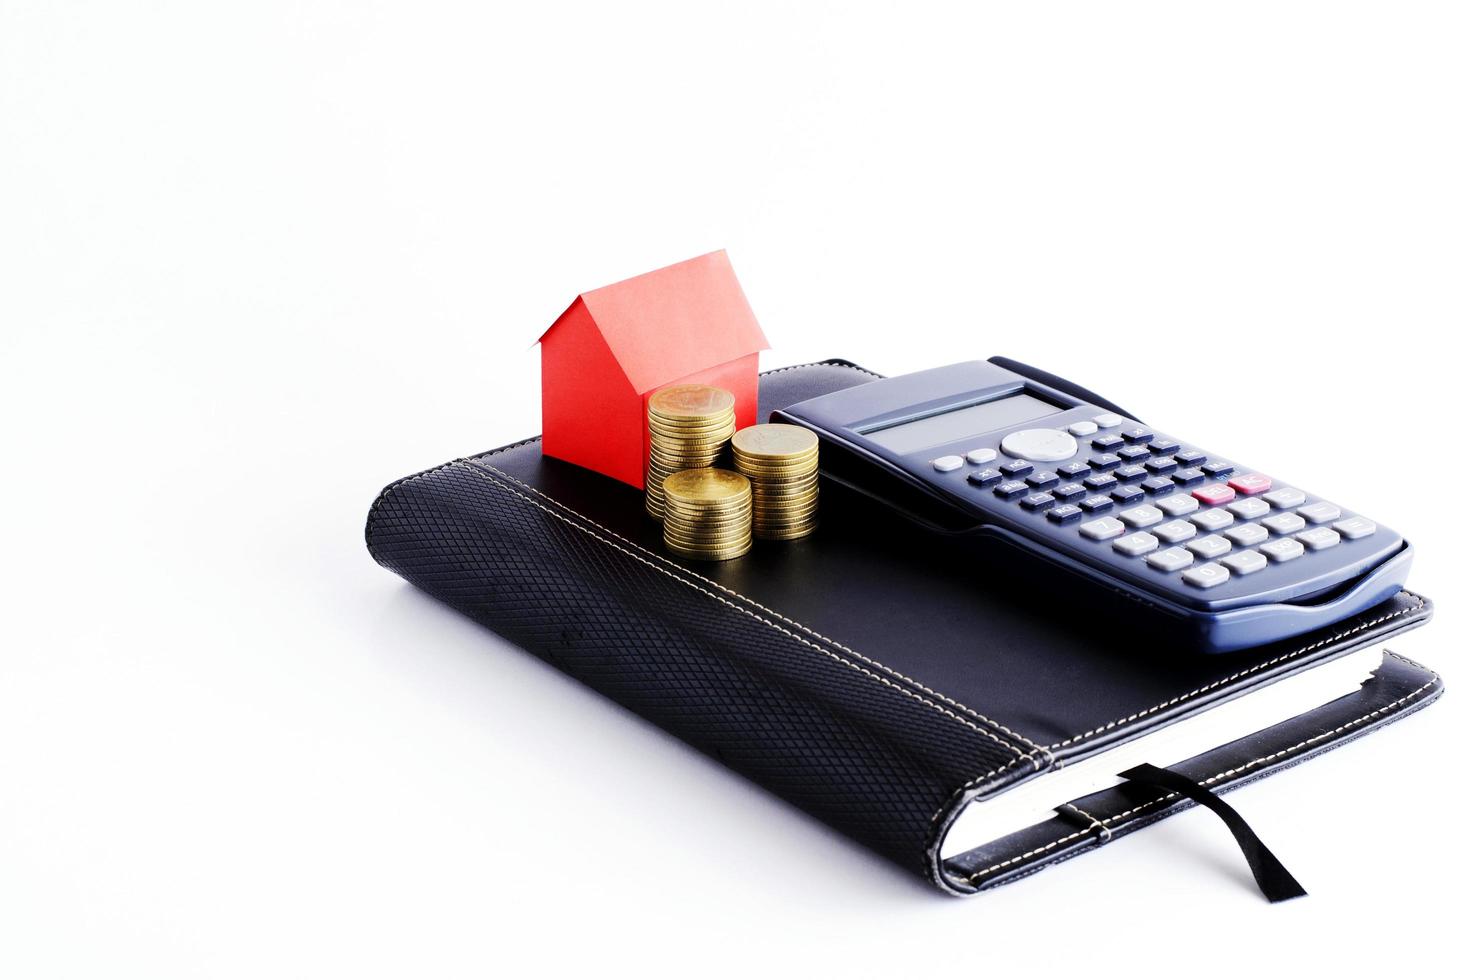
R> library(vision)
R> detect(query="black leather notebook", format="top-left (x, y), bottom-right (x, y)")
top-left (365, 359), bottom-right (1440, 895)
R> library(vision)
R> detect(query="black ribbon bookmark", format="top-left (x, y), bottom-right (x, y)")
top-left (1118, 763), bottom-right (1308, 903)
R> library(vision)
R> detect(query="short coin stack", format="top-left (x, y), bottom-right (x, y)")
top-left (661, 468), bottom-right (753, 560)
top-left (645, 385), bottom-right (737, 521)
top-left (730, 423), bottom-right (820, 540)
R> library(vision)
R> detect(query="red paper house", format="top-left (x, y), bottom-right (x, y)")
top-left (538, 251), bottom-right (770, 488)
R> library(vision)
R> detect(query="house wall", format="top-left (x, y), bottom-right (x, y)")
top-left (540, 306), bottom-right (647, 488)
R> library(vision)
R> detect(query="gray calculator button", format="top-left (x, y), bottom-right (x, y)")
top-left (932, 455), bottom-right (965, 473)
top-left (1260, 512), bottom-right (1306, 535)
top-left (1262, 487), bottom-right (1307, 509)
top-left (1067, 420), bottom-right (1098, 437)
top-left (1080, 516), bottom-right (1126, 541)
top-left (1259, 538), bottom-right (1305, 562)
top-left (1113, 531), bottom-right (1160, 556)
top-left (1227, 497), bottom-right (1270, 521)
top-left (1120, 504), bottom-right (1164, 528)
top-left (1190, 508), bottom-right (1234, 531)
top-left (1297, 501), bottom-right (1341, 524)
top-left (1221, 550), bottom-right (1269, 576)
top-left (1183, 563), bottom-right (1231, 589)
top-left (1187, 534), bottom-right (1233, 559)
top-left (1001, 427), bottom-right (1079, 462)
top-left (1224, 523), bottom-right (1269, 547)
top-left (1296, 527), bottom-right (1341, 551)
top-left (1156, 493), bottom-right (1199, 516)
top-left (965, 447), bottom-right (998, 465)
top-left (1152, 519), bottom-right (1197, 543)
top-left (1092, 412), bottom-right (1122, 428)
top-left (1334, 516), bottom-right (1377, 539)
top-left (1146, 547), bottom-right (1195, 572)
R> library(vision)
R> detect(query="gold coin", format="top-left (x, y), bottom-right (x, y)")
top-left (731, 424), bottom-right (818, 460)
top-left (747, 477), bottom-right (819, 494)
top-left (648, 385), bottom-right (736, 422)
top-left (663, 468), bottom-right (750, 505)
top-left (732, 459), bottom-right (818, 476)
top-left (754, 526), bottom-right (815, 541)
top-left (664, 540), bottom-right (752, 560)
top-left (732, 443), bottom-right (819, 461)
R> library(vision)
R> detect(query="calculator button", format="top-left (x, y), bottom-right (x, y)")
top-left (1201, 461), bottom-right (1236, 478)
top-left (1297, 501), bottom-right (1341, 523)
top-left (1227, 497), bottom-right (1270, 520)
top-left (1142, 476), bottom-right (1176, 497)
top-left (932, 455), bottom-right (964, 473)
top-left (965, 447), bottom-right (998, 465)
top-left (1224, 523), bottom-right (1269, 547)
top-left (1187, 535), bottom-right (1233, 560)
top-left (1259, 538), bottom-right (1305, 562)
top-left (1113, 531), bottom-right (1160, 556)
top-left (968, 468), bottom-right (1003, 487)
top-left (1093, 412), bottom-right (1122, 428)
top-left (1183, 563), bottom-right (1231, 589)
top-left (1173, 468), bottom-right (1206, 486)
top-left (1261, 512), bottom-right (1306, 535)
top-left (1334, 516), bottom-right (1377, 539)
top-left (1080, 517), bottom-right (1126, 541)
top-left (1000, 459), bottom-right (1034, 478)
top-left (1027, 470), bottom-right (1059, 489)
top-left (1120, 504), bottom-right (1164, 528)
top-left (995, 480), bottom-right (1030, 500)
top-left (1190, 507), bottom-right (1235, 531)
top-left (1117, 445), bottom-right (1152, 463)
top-left (1058, 460), bottom-right (1092, 479)
top-left (1001, 427), bottom-right (1079, 462)
top-left (1175, 450), bottom-right (1207, 466)
top-left (1084, 473), bottom-right (1118, 491)
top-left (1221, 550), bottom-right (1269, 576)
top-left (1147, 547), bottom-right (1195, 572)
top-left (1296, 527), bottom-right (1341, 550)
top-left (1088, 453), bottom-right (1122, 471)
top-left (1092, 435), bottom-right (1125, 452)
top-left (1021, 491), bottom-right (1056, 512)
top-left (1111, 486), bottom-right (1146, 504)
top-left (1048, 504), bottom-right (1083, 524)
top-left (1114, 465), bottom-right (1147, 482)
top-left (1156, 493), bottom-right (1200, 516)
top-left (1121, 428), bottom-right (1154, 444)
top-left (1263, 487), bottom-right (1307, 509)
top-left (1149, 438), bottom-right (1180, 455)
top-left (1228, 473), bottom-right (1272, 495)
top-left (1192, 485), bottom-right (1236, 506)
top-left (1152, 520), bottom-right (1198, 543)
top-left (1066, 420), bottom-right (1098, 437)
top-left (1053, 484), bottom-right (1088, 502)
top-left (1144, 456), bottom-right (1177, 475)
top-left (1081, 494), bottom-right (1116, 514)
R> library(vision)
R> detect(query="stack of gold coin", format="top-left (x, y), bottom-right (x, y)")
top-left (730, 423), bottom-right (820, 540)
top-left (661, 468), bottom-right (753, 560)
top-left (645, 385), bottom-right (736, 521)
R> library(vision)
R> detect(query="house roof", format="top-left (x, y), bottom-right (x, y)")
top-left (541, 251), bottom-right (769, 395)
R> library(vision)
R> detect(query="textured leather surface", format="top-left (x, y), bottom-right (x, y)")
top-left (366, 359), bottom-right (1441, 893)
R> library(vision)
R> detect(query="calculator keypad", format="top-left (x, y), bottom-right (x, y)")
top-left (950, 411), bottom-right (1384, 594)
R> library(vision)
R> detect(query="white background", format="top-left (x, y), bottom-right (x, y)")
top-left (3, 2), bottom-right (1480, 976)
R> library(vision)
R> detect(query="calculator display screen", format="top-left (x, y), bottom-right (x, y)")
top-left (860, 392), bottom-right (1060, 454)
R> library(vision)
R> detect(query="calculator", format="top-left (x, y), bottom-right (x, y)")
top-left (775, 358), bottom-right (1411, 653)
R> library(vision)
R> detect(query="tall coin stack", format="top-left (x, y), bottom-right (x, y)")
top-left (645, 385), bottom-right (737, 521)
top-left (661, 468), bottom-right (753, 560)
top-left (730, 424), bottom-right (820, 540)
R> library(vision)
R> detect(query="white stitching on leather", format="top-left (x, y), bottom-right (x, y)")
top-left (1046, 591), bottom-right (1427, 750)
top-left (454, 460), bottom-right (1040, 763)
top-left (1062, 803), bottom-right (1113, 842)
top-left (462, 454), bottom-right (1053, 762)
top-left (954, 657), bottom-right (1438, 885)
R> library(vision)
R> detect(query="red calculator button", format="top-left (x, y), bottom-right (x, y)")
top-left (1228, 473), bottom-right (1272, 495)
top-left (1193, 484), bottom-right (1236, 506)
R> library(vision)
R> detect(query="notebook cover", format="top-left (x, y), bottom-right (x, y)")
top-left (365, 359), bottom-right (1440, 894)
